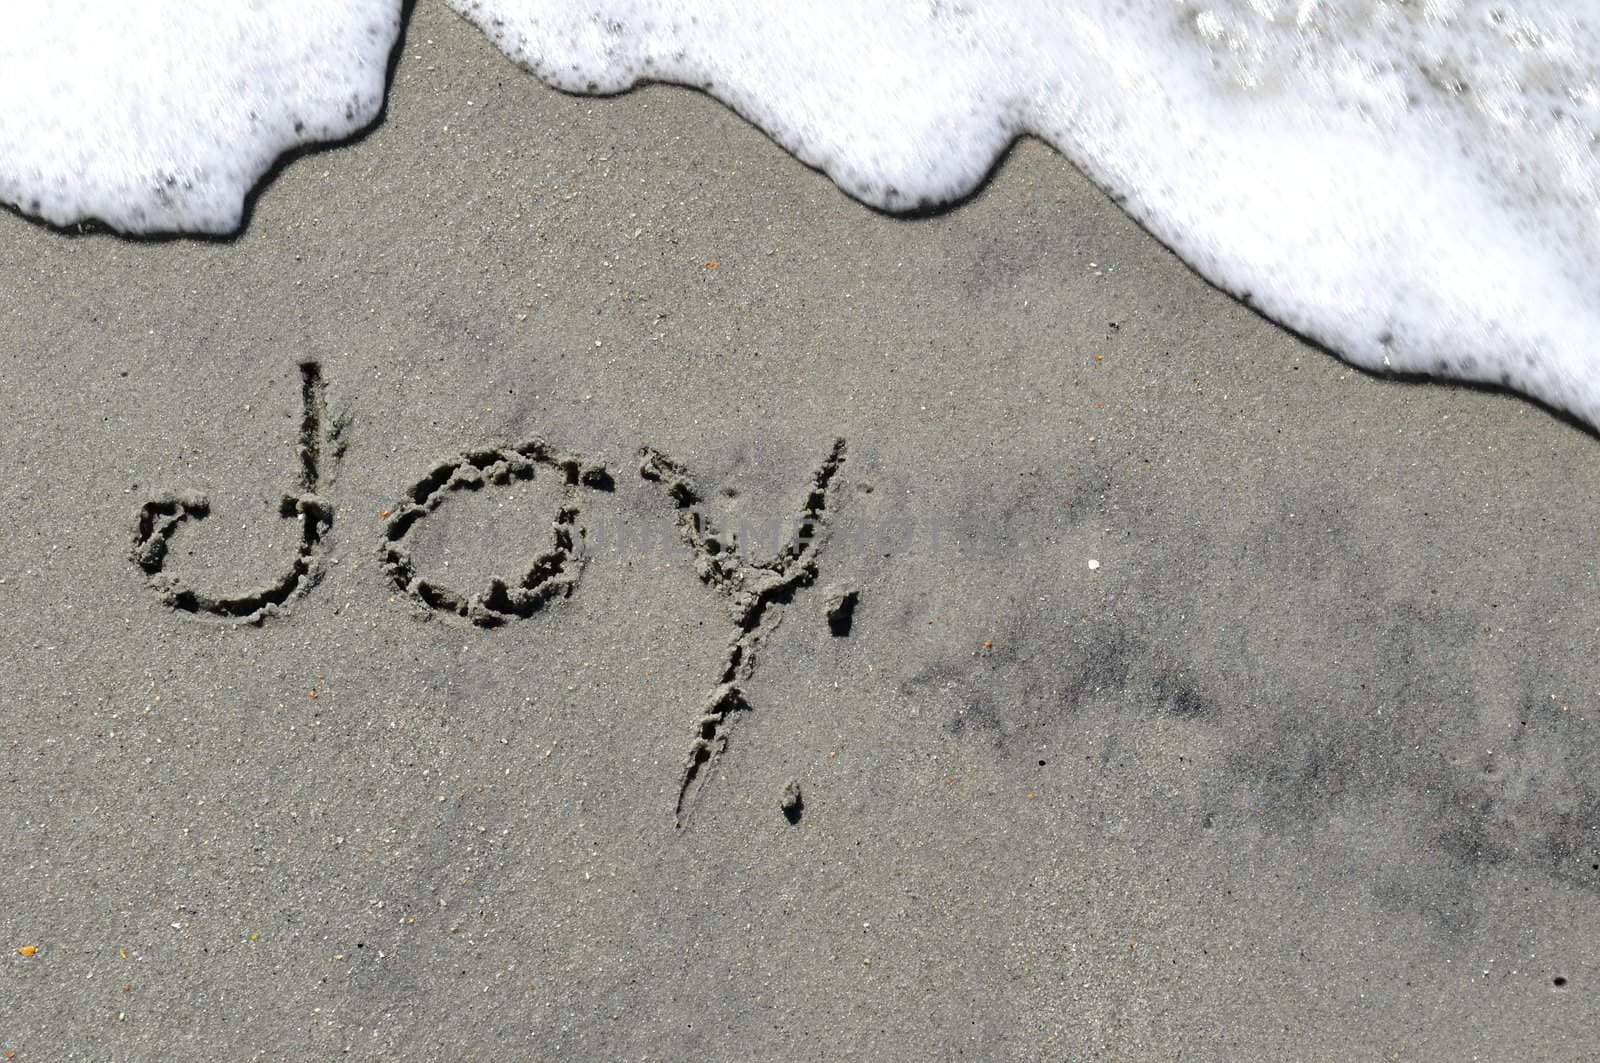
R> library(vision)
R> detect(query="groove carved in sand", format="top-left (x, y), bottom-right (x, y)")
top-left (380, 440), bottom-right (614, 627)
top-left (130, 361), bottom-right (336, 625)
top-left (640, 439), bottom-right (848, 827)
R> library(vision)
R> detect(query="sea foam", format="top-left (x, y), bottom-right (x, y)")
top-left (0, 1), bottom-right (399, 233)
top-left (4, 3), bottom-right (1599, 426)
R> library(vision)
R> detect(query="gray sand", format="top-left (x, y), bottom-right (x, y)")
top-left (3, 4), bottom-right (1598, 1059)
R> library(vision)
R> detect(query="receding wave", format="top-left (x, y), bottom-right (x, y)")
top-left (5, 2), bottom-right (1599, 426)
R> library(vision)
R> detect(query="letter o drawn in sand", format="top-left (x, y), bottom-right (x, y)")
top-left (380, 440), bottom-right (614, 628)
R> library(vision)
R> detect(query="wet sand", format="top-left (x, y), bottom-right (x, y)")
top-left (1, 4), bottom-right (1597, 1059)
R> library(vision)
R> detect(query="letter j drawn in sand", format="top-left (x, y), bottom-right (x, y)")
top-left (131, 361), bottom-right (336, 624)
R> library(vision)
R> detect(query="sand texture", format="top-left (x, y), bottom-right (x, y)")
top-left (2, 5), bottom-right (1598, 1059)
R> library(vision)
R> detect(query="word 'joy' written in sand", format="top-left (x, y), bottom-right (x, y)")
top-left (130, 363), bottom-right (853, 826)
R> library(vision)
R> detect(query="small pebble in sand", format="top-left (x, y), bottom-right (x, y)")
top-left (780, 780), bottom-right (804, 825)
top-left (1087, 559), bottom-right (1100, 570)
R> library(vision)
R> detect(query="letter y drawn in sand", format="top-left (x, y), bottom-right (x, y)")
top-left (640, 438), bottom-right (848, 827)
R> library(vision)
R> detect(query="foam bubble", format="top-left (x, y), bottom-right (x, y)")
top-left (0, 1), bottom-right (400, 233)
